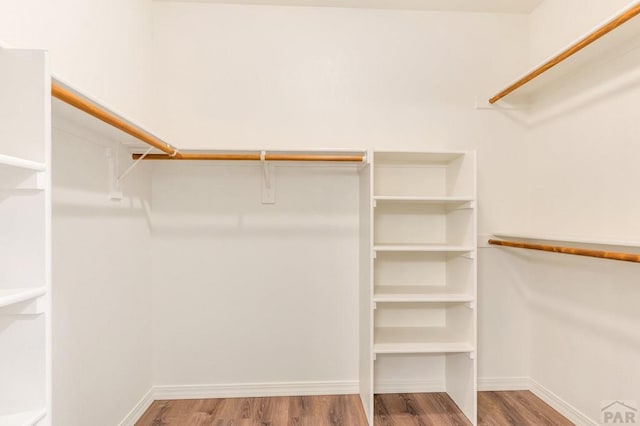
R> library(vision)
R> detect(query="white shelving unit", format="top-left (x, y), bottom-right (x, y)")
top-left (359, 151), bottom-right (477, 425)
top-left (0, 48), bottom-right (51, 425)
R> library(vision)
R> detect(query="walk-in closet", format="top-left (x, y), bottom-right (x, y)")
top-left (2, 0), bottom-right (640, 425)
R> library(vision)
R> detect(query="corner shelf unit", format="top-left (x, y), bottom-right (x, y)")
top-left (359, 151), bottom-right (477, 425)
top-left (0, 48), bottom-right (51, 425)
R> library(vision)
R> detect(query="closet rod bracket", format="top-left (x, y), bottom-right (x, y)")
top-left (108, 146), bottom-right (153, 200)
top-left (261, 151), bottom-right (276, 204)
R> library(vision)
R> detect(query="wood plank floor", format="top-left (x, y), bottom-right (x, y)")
top-left (478, 391), bottom-right (574, 426)
top-left (136, 394), bottom-right (367, 426)
top-left (136, 391), bottom-right (573, 425)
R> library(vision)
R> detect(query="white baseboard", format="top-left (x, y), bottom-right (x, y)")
top-left (529, 378), bottom-right (597, 426)
top-left (121, 377), bottom-right (597, 426)
top-left (118, 387), bottom-right (154, 426)
top-left (374, 379), bottom-right (445, 394)
top-left (478, 376), bottom-right (530, 391)
top-left (153, 380), bottom-right (359, 400)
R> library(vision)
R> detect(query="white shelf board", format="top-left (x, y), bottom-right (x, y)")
top-left (374, 196), bottom-right (474, 205)
top-left (374, 342), bottom-right (474, 354)
top-left (374, 327), bottom-right (474, 354)
top-left (374, 244), bottom-right (474, 253)
top-left (0, 288), bottom-right (47, 309)
top-left (0, 409), bottom-right (46, 426)
top-left (0, 154), bottom-right (45, 172)
top-left (492, 232), bottom-right (640, 250)
top-left (490, 1), bottom-right (640, 102)
top-left (374, 151), bottom-right (468, 165)
top-left (374, 286), bottom-right (474, 303)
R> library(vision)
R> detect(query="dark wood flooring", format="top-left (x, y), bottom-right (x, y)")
top-left (136, 391), bottom-right (573, 425)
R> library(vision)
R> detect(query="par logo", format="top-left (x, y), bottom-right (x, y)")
top-left (601, 401), bottom-right (638, 424)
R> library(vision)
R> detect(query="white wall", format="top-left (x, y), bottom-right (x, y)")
top-left (152, 1), bottom-right (531, 233)
top-left (151, 162), bottom-right (360, 387)
top-left (477, 247), bottom-right (530, 384)
top-left (0, 0), bottom-right (154, 127)
top-left (500, 1), bottom-right (640, 422)
top-left (150, 2), bottom-right (533, 389)
top-left (52, 111), bottom-right (153, 425)
top-left (529, 0), bottom-right (632, 65)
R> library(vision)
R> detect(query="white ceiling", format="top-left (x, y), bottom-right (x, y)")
top-left (154, 0), bottom-right (544, 14)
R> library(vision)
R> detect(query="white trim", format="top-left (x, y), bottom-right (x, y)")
top-left (118, 388), bottom-right (154, 426)
top-left (374, 379), bottom-right (445, 394)
top-left (478, 377), bottom-right (530, 391)
top-left (153, 380), bottom-right (359, 400)
top-left (529, 378), bottom-right (597, 426)
top-left (120, 378), bottom-right (598, 426)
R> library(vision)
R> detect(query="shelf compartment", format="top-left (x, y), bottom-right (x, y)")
top-left (0, 288), bottom-right (46, 309)
top-left (374, 252), bottom-right (474, 296)
top-left (374, 328), bottom-right (474, 354)
top-left (374, 302), bottom-right (474, 355)
top-left (374, 202), bottom-right (473, 247)
top-left (0, 193), bottom-right (46, 286)
top-left (0, 316), bottom-right (46, 416)
top-left (0, 409), bottom-right (46, 426)
top-left (374, 151), bottom-right (474, 198)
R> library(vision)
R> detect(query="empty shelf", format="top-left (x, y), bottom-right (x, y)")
top-left (374, 286), bottom-right (474, 303)
top-left (374, 244), bottom-right (473, 252)
top-left (0, 288), bottom-right (47, 309)
top-left (0, 154), bottom-right (45, 172)
top-left (374, 151), bottom-right (467, 165)
top-left (0, 409), bottom-right (46, 426)
top-left (374, 342), bottom-right (475, 354)
top-left (374, 327), bottom-right (474, 354)
top-left (374, 196), bottom-right (474, 205)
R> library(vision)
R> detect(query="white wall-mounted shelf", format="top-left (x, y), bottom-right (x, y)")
top-left (374, 327), bottom-right (474, 354)
top-left (0, 409), bottom-right (46, 426)
top-left (374, 244), bottom-right (474, 253)
top-left (0, 288), bottom-right (46, 309)
top-left (374, 341), bottom-right (475, 355)
top-left (0, 154), bottom-right (46, 172)
top-left (374, 196), bottom-right (474, 205)
top-left (489, 1), bottom-right (640, 104)
top-left (374, 287), bottom-right (474, 303)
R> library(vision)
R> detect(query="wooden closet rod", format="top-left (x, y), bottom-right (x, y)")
top-left (131, 153), bottom-right (366, 162)
top-left (489, 3), bottom-right (640, 104)
top-left (488, 239), bottom-right (640, 264)
top-left (51, 81), bottom-right (364, 163)
top-left (51, 82), bottom-right (183, 158)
